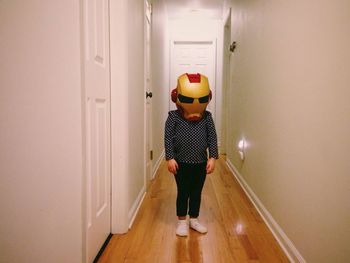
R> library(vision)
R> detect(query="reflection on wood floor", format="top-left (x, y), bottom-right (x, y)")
top-left (98, 156), bottom-right (289, 263)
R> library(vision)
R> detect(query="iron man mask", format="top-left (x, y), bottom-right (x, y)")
top-left (171, 73), bottom-right (212, 121)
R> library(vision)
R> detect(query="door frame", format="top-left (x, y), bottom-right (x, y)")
top-left (109, 0), bottom-right (129, 234)
top-left (222, 8), bottom-right (231, 155)
top-left (144, 0), bottom-right (153, 189)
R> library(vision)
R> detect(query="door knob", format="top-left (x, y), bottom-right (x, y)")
top-left (146, 91), bottom-right (153, 98)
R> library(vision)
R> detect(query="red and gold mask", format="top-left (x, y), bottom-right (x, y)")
top-left (171, 73), bottom-right (212, 121)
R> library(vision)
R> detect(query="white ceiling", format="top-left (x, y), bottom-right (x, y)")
top-left (163, 0), bottom-right (225, 19)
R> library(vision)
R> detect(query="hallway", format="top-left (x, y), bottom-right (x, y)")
top-left (1, 0), bottom-right (350, 262)
top-left (97, 157), bottom-right (289, 263)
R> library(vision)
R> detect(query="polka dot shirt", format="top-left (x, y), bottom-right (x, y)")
top-left (164, 110), bottom-right (219, 163)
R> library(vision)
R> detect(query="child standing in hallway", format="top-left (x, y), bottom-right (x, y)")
top-left (164, 73), bottom-right (218, 237)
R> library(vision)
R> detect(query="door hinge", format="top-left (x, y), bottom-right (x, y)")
top-left (150, 150), bottom-right (153, 161)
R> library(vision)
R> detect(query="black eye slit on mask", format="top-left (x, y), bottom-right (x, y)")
top-left (198, 95), bottom-right (210, 103)
top-left (178, 94), bottom-right (210, 104)
top-left (178, 94), bottom-right (194, 103)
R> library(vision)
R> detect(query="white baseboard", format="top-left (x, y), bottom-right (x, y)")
top-left (226, 159), bottom-right (306, 263)
top-left (128, 185), bottom-right (146, 229)
top-left (152, 150), bottom-right (164, 179)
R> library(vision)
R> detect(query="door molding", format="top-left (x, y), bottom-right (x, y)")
top-left (144, 0), bottom-right (153, 191)
top-left (221, 8), bottom-right (231, 155)
top-left (109, 0), bottom-right (129, 234)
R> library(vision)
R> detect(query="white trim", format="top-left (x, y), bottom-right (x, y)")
top-left (144, 0), bottom-right (153, 190)
top-left (143, 0), bottom-right (147, 197)
top-left (152, 150), bottom-right (165, 179)
top-left (220, 8), bottom-right (231, 156)
top-left (128, 186), bottom-right (146, 228)
top-left (79, 0), bottom-right (87, 261)
top-left (173, 40), bottom-right (213, 45)
top-left (223, 8), bottom-right (231, 27)
top-left (110, 0), bottom-right (129, 234)
top-left (226, 159), bottom-right (306, 263)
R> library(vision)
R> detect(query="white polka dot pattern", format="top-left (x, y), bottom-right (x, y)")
top-left (164, 110), bottom-right (219, 163)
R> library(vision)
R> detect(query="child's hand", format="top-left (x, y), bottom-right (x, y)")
top-left (167, 159), bottom-right (179, 174)
top-left (206, 158), bottom-right (216, 174)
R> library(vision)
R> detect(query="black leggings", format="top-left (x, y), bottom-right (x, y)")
top-left (174, 162), bottom-right (207, 218)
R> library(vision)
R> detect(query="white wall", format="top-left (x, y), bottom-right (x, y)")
top-left (110, 0), bottom-right (146, 232)
top-left (0, 1), bottom-right (83, 262)
top-left (151, 0), bottom-right (168, 169)
top-left (225, 0), bottom-right (350, 262)
top-left (126, 0), bottom-right (146, 221)
top-left (167, 17), bottom-right (224, 149)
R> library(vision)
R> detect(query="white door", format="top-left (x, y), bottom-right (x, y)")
top-left (170, 40), bottom-right (217, 120)
top-left (83, 0), bottom-right (111, 262)
top-left (145, 1), bottom-right (153, 186)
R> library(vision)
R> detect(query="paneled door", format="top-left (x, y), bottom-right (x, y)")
top-left (170, 40), bottom-right (217, 120)
top-left (83, 0), bottom-right (111, 262)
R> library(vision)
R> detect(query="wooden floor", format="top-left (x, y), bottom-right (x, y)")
top-left (98, 157), bottom-right (289, 263)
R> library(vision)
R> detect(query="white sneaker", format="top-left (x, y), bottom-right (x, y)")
top-left (176, 220), bottom-right (189, 237)
top-left (189, 218), bottom-right (207, 234)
